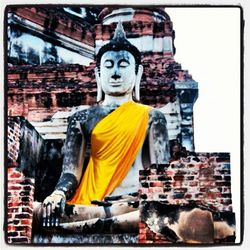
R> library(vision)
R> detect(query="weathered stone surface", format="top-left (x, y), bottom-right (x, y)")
top-left (139, 201), bottom-right (235, 244)
top-left (33, 233), bottom-right (138, 244)
top-left (8, 7), bottom-right (96, 65)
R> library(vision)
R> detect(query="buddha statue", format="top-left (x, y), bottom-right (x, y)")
top-left (39, 22), bottom-right (170, 230)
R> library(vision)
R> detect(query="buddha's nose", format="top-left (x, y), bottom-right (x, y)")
top-left (111, 71), bottom-right (121, 80)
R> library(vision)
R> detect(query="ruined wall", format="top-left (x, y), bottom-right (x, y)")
top-left (8, 7), bottom-right (95, 65)
top-left (138, 153), bottom-right (234, 244)
top-left (7, 63), bottom-right (97, 121)
top-left (7, 117), bottom-right (44, 243)
top-left (139, 153), bottom-right (232, 212)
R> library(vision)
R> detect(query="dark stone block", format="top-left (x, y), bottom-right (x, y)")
top-left (164, 182), bottom-right (172, 187)
top-left (21, 197), bottom-right (32, 202)
top-left (23, 185), bottom-right (32, 191)
top-left (224, 175), bottom-right (231, 181)
top-left (15, 213), bottom-right (31, 219)
top-left (173, 175), bottom-right (184, 181)
top-left (214, 175), bottom-right (223, 180)
top-left (139, 169), bottom-right (151, 176)
top-left (164, 187), bottom-right (171, 192)
top-left (20, 191), bottom-right (30, 196)
top-left (222, 193), bottom-right (232, 198)
top-left (158, 175), bottom-right (172, 181)
top-left (140, 193), bottom-right (148, 200)
top-left (9, 237), bottom-right (28, 243)
top-left (141, 181), bottom-right (149, 188)
top-left (158, 194), bottom-right (167, 199)
top-left (172, 192), bottom-right (184, 199)
top-left (8, 232), bottom-right (18, 237)
top-left (20, 179), bottom-right (34, 186)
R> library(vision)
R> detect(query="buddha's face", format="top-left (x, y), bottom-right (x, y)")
top-left (99, 50), bottom-right (137, 97)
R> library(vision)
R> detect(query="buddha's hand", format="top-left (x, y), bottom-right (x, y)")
top-left (42, 190), bottom-right (66, 227)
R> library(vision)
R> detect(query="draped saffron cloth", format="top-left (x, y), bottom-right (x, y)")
top-left (68, 101), bottom-right (151, 205)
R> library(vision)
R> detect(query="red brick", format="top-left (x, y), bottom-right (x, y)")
top-left (139, 222), bottom-right (147, 229)
top-left (8, 202), bottom-right (21, 207)
top-left (20, 219), bottom-right (32, 225)
top-left (20, 231), bottom-right (32, 238)
top-left (8, 185), bottom-right (22, 191)
top-left (150, 181), bottom-right (164, 187)
top-left (138, 234), bottom-right (147, 241)
top-left (173, 175), bottom-right (184, 181)
top-left (146, 231), bottom-right (156, 240)
top-left (189, 181), bottom-right (198, 187)
top-left (148, 187), bottom-right (163, 193)
top-left (164, 170), bottom-right (172, 176)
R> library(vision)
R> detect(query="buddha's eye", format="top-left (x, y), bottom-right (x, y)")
top-left (104, 60), bottom-right (113, 68)
top-left (119, 60), bottom-right (130, 68)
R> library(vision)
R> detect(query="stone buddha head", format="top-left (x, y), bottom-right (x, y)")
top-left (95, 21), bottom-right (143, 102)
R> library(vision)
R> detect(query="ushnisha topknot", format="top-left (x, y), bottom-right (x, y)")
top-left (96, 21), bottom-right (141, 73)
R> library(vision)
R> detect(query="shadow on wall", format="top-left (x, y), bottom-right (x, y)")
top-left (34, 140), bottom-right (64, 202)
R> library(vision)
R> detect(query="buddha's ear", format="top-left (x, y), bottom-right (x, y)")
top-left (95, 67), bottom-right (103, 102)
top-left (134, 65), bottom-right (143, 101)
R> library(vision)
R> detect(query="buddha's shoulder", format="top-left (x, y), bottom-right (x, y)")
top-left (149, 108), bottom-right (166, 121)
top-left (69, 105), bottom-right (111, 122)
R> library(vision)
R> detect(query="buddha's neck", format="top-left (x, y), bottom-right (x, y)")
top-left (102, 93), bottom-right (133, 106)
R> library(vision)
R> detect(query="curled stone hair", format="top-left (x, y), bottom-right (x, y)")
top-left (96, 21), bottom-right (141, 73)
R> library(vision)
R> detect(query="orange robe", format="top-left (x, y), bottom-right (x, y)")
top-left (68, 101), bottom-right (151, 205)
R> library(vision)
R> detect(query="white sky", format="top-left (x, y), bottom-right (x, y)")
top-left (167, 7), bottom-right (241, 153)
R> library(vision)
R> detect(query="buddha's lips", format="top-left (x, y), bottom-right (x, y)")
top-left (110, 84), bottom-right (122, 87)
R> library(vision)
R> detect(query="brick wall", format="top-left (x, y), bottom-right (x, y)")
top-left (8, 119), bottom-right (21, 163)
top-left (9, 7), bottom-right (95, 47)
top-left (7, 166), bottom-right (35, 244)
top-left (139, 221), bottom-right (172, 244)
top-left (139, 153), bottom-right (232, 211)
top-left (7, 117), bottom-right (44, 244)
top-left (139, 153), bottom-right (233, 243)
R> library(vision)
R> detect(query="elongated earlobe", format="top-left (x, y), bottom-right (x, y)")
top-left (95, 67), bottom-right (103, 102)
top-left (134, 65), bottom-right (143, 101)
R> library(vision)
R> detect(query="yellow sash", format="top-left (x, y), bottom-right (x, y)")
top-left (68, 101), bottom-right (151, 205)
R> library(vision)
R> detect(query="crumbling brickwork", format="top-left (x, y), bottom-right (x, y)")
top-left (7, 167), bottom-right (35, 243)
top-left (139, 153), bottom-right (232, 211)
top-left (139, 153), bottom-right (234, 243)
top-left (139, 221), bottom-right (172, 244)
top-left (7, 117), bottom-right (44, 244)
top-left (9, 7), bottom-right (95, 47)
top-left (8, 119), bottom-right (21, 162)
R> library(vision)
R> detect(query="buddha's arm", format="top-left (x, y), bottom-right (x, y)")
top-left (148, 109), bottom-right (170, 164)
top-left (42, 111), bottom-right (87, 227)
top-left (54, 111), bottom-right (87, 199)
